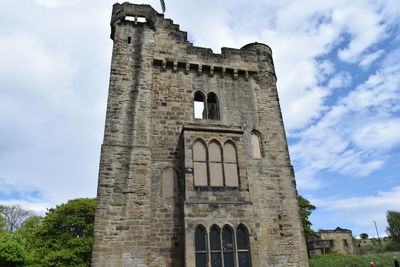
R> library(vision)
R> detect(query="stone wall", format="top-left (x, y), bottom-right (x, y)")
top-left (320, 228), bottom-right (356, 256)
top-left (92, 3), bottom-right (308, 267)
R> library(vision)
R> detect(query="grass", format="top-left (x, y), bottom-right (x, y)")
top-left (309, 252), bottom-right (400, 267)
top-left (355, 238), bottom-right (393, 254)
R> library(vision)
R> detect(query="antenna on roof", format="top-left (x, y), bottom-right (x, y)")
top-left (160, 0), bottom-right (166, 13)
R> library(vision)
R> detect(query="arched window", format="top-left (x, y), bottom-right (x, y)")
top-left (207, 92), bottom-right (219, 120)
top-left (194, 224), bottom-right (252, 267)
top-left (208, 141), bottom-right (223, 187)
top-left (210, 225), bottom-right (222, 267)
top-left (236, 225), bottom-right (251, 267)
top-left (194, 91), bottom-right (206, 119)
top-left (193, 140), bottom-right (208, 186)
top-left (193, 91), bottom-right (220, 120)
top-left (222, 226), bottom-right (235, 267)
top-left (195, 226), bottom-right (208, 267)
top-left (223, 141), bottom-right (239, 187)
top-left (250, 132), bottom-right (262, 158)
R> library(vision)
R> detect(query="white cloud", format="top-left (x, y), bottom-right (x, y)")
top-left (352, 120), bottom-right (400, 150)
top-left (359, 50), bottom-right (384, 68)
top-left (312, 186), bottom-right (400, 235)
top-left (0, 3), bottom-right (108, 209)
top-left (292, 49), bottom-right (400, 189)
top-left (254, 0), bottom-right (393, 131)
top-left (0, 32), bottom-right (77, 107)
top-left (327, 71), bottom-right (352, 89)
top-left (334, 3), bottom-right (385, 63)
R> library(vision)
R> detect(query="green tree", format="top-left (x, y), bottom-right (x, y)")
top-left (386, 210), bottom-right (400, 241)
top-left (0, 233), bottom-right (28, 267)
top-left (31, 198), bottom-right (96, 267)
top-left (297, 195), bottom-right (316, 239)
top-left (360, 233), bottom-right (369, 239)
top-left (0, 213), bottom-right (6, 234)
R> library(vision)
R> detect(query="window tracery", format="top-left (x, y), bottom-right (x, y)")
top-left (192, 139), bottom-right (239, 187)
top-left (195, 226), bottom-right (208, 267)
top-left (194, 224), bottom-right (252, 267)
top-left (193, 140), bottom-right (208, 186)
top-left (193, 91), bottom-right (220, 120)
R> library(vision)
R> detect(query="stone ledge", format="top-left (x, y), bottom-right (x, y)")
top-left (153, 58), bottom-right (259, 79)
top-left (182, 123), bottom-right (243, 134)
top-left (184, 200), bottom-right (252, 205)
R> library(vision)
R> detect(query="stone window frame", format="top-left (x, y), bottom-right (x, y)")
top-left (223, 140), bottom-right (240, 187)
top-left (193, 138), bottom-right (209, 187)
top-left (192, 138), bottom-right (240, 188)
top-left (250, 130), bottom-right (263, 158)
top-left (236, 224), bottom-right (251, 267)
top-left (193, 90), bottom-right (220, 120)
top-left (194, 223), bottom-right (252, 267)
top-left (195, 225), bottom-right (208, 267)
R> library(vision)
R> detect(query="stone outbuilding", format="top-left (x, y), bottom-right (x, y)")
top-left (307, 227), bottom-right (356, 258)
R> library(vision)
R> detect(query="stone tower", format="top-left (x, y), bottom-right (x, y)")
top-left (92, 3), bottom-right (309, 267)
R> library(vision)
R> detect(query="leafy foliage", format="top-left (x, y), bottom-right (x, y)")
top-left (359, 233), bottom-right (369, 239)
top-left (31, 198), bottom-right (96, 266)
top-left (387, 210), bottom-right (400, 241)
top-left (297, 195), bottom-right (316, 239)
top-left (0, 198), bottom-right (96, 267)
top-left (0, 215), bottom-right (6, 234)
top-left (0, 233), bottom-right (28, 267)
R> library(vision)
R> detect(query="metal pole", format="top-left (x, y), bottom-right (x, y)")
top-left (373, 221), bottom-right (382, 248)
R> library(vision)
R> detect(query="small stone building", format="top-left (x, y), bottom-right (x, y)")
top-left (92, 2), bottom-right (309, 267)
top-left (307, 227), bottom-right (356, 258)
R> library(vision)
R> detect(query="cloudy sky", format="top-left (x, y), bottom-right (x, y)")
top-left (1, 0), bottom-right (399, 238)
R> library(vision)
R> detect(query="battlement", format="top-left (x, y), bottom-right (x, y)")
top-left (110, 2), bottom-right (275, 79)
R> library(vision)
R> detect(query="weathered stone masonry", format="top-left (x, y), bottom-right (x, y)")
top-left (92, 2), bottom-right (309, 267)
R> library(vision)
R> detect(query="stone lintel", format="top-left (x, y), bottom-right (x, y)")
top-left (184, 200), bottom-right (252, 205)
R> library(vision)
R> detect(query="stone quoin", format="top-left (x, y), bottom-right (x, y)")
top-left (92, 2), bottom-right (309, 267)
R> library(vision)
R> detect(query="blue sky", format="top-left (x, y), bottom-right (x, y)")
top-left (0, 0), bottom-right (399, 238)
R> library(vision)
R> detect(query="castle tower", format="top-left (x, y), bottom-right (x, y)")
top-left (92, 3), bottom-right (309, 267)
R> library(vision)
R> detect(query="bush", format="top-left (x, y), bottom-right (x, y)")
top-left (0, 234), bottom-right (28, 267)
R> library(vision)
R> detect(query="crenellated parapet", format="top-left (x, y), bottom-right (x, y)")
top-left (110, 2), bottom-right (276, 80)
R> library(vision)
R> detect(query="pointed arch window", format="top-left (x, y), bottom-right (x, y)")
top-left (223, 141), bottom-right (239, 187)
top-left (222, 226), bottom-right (235, 267)
top-left (195, 226), bottom-right (208, 267)
top-left (194, 224), bottom-right (252, 267)
top-left (193, 140), bottom-right (208, 186)
top-left (207, 92), bottom-right (219, 120)
top-left (250, 132), bottom-right (262, 158)
top-left (193, 91), bottom-right (220, 120)
top-left (236, 225), bottom-right (251, 267)
top-left (192, 139), bottom-right (240, 188)
top-left (209, 141), bottom-right (223, 187)
top-left (194, 91), bottom-right (206, 119)
top-left (210, 225), bottom-right (222, 267)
